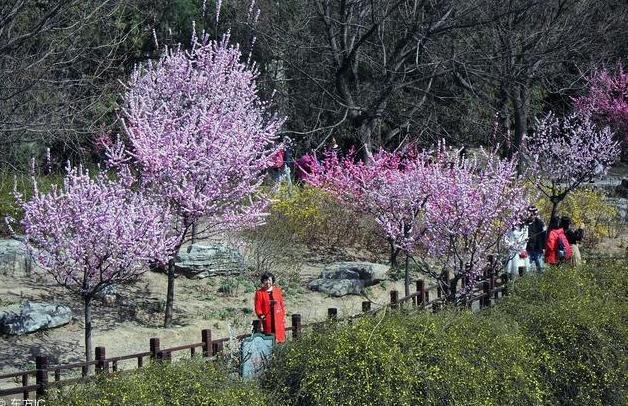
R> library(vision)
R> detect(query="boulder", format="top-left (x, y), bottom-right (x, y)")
top-left (0, 238), bottom-right (33, 277)
top-left (95, 285), bottom-right (118, 305)
top-left (174, 244), bottom-right (244, 278)
top-left (307, 278), bottom-right (365, 297)
top-left (320, 262), bottom-right (388, 286)
top-left (308, 262), bottom-right (389, 297)
top-left (0, 301), bottom-right (72, 335)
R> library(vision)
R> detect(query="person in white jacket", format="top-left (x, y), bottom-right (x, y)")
top-left (504, 223), bottom-right (530, 279)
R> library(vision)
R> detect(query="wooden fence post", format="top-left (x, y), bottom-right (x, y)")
top-left (149, 337), bottom-right (160, 360)
top-left (502, 273), bottom-right (509, 296)
top-left (416, 280), bottom-right (425, 306)
top-left (327, 308), bottom-right (338, 320)
top-left (35, 355), bottom-right (48, 400)
top-left (201, 329), bottom-right (212, 357)
top-left (22, 373), bottom-right (29, 400)
top-left (518, 266), bottom-right (526, 278)
top-left (390, 290), bottom-right (399, 309)
top-left (362, 301), bottom-right (371, 313)
top-left (481, 279), bottom-right (491, 308)
top-left (95, 346), bottom-right (106, 374)
top-left (291, 314), bottom-right (302, 340)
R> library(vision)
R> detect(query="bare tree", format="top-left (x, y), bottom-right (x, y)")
top-left (0, 0), bottom-right (144, 168)
top-left (450, 0), bottom-right (626, 155)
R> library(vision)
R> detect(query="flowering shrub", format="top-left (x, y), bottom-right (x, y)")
top-left (497, 261), bottom-right (627, 405)
top-left (269, 184), bottom-right (385, 254)
top-left (534, 187), bottom-right (620, 245)
top-left (263, 259), bottom-right (627, 405)
top-left (46, 357), bottom-right (272, 405)
top-left (263, 311), bottom-right (544, 405)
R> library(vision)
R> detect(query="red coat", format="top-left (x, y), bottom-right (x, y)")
top-left (254, 286), bottom-right (286, 343)
top-left (545, 228), bottom-right (572, 265)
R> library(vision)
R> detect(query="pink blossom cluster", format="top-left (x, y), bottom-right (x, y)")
top-left (116, 33), bottom-right (284, 244)
top-left (306, 142), bottom-right (528, 295)
top-left (524, 112), bottom-right (620, 195)
top-left (573, 65), bottom-right (628, 138)
top-left (421, 144), bottom-right (528, 293)
top-left (305, 147), bottom-right (431, 253)
top-left (14, 164), bottom-right (176, 298)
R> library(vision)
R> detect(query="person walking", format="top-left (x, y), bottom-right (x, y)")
top-left (545, 216), bottom-right (572, 265)
top-left (254, 272), bottom-right (287, 343)
top-left (504, 222), bottom-right (530, 279)
top-left (526, 206), bottom-right (546, 272)
top-left (560, 216), bottom-right (585, 266)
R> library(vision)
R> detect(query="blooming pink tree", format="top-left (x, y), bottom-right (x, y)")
top-left (306, 148), bottom-right (431, 296)
top-left (112, 33), bottom-right (283, 327)
top-left (307, 143), bottom-right (528, 301)
top-left (573, 64), bottom-right (628, 158)
top-left (419, 145), bottom-right (528, 300)
top-left (524, 112), bottom-right (620, 220)
top-left (13, 165), bottom-right (175, 362)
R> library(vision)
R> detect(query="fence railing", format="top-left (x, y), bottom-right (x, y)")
top-left (0, 268), bottom-right (514, 401)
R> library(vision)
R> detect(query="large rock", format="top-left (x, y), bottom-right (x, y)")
top-left (0, 238), bottom-right (33, 277)
top-left (308, 262), bottom-right (389, 297)
top-left (307, 278), bottom-right (365, 297)
top-left (0, 301), bottom-right (72, 335)
top-left (320, 262), bottom-right (388, 286)
top-left (174, 244), bottom-right (244, 278)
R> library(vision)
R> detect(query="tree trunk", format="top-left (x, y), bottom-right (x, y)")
top-left (512, 85), bottom-right (529, 156)
top-left (164, 259), bottom-right (176, 328)
top-left (83, 296), bottom-right (93, 372)
top-left (388, 239), bottom-right (400, 267)
top-left (447, 276), bottom-right (459, 303)
top-left (404, 254), bottom-right (410, 297)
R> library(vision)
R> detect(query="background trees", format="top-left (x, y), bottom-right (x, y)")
top-left (0, 0), bottom-right (625, 169)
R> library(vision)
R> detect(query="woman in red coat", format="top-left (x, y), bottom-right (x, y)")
top-left (254, 272), bottom-right (287, 343)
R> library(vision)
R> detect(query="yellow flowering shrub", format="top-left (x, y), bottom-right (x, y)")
top-left (268, 184), bottom-right (385, 254)
top-left (46, 357), bottom-right (272, 405)
top-left (535, 187), bottom-right (620, 245)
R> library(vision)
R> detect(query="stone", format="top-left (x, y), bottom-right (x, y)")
top-left (307, 278), bottom-right (365, 297)
top-left (173, 244), bottom-right (244, 278)
top-left (320, 262), bottom-right (388, 286)
top-left (308, 262), bottom-right (389, 297)
top-left (95, 285), bottom-right (118, 306)
top-left (0, 238), bottom-right (33, 277)
top-left (0, 301), bottom-right (72, 335)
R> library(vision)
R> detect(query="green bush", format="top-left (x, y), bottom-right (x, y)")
top-left (495, 260), bottom-right (628, 405)
top-left (46, 357), bottom-right (273, 406)
top-left (262, 259), bottom-right (627, 405)
top-left (262, 310), bottom-right (544, 405)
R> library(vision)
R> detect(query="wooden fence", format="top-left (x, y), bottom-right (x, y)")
top-left (0, 268), bottom-right (514, 401)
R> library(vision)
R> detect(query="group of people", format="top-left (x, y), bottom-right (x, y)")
top-left (504, 205), bottom-right (585, 279)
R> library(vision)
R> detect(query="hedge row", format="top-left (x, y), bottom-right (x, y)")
top-left (262, 259), bottom-right (627, 405)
